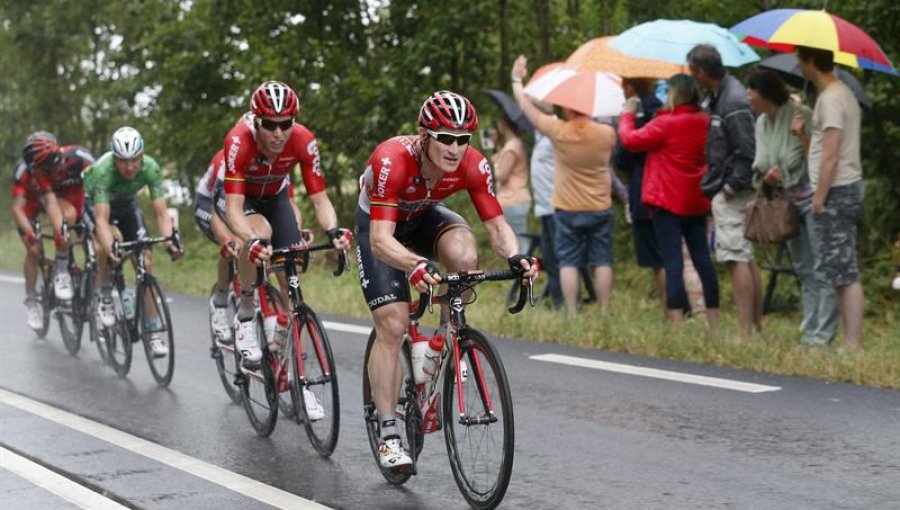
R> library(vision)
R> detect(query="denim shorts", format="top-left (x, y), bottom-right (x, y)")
top-left (553, 209), bottom-right (614, 268)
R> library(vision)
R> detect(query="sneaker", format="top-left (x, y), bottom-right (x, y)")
top-left (378, 436), bottom-right (413, 470)
top-left (209, 297), bottom-right (233, 344)
top-left (148, 333), bottom-right (169, 358)
top-left (97, 294), bottom-right (116, 328)
top-left (303, 387), bottom-right (324, 421)
top-left (25, 297), bottom-right (43, 330)
top-left (53, 271), bottom-right (74, 300)
top-left (235, 317), bottom-right (262, 367)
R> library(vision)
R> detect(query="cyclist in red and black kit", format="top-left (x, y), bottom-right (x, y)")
top-left (356, 90), bottom-right (539, 469)
top-left (223, 81), bottom-right (352, 369)
top-left (11, 131), bottom-right (93, 330)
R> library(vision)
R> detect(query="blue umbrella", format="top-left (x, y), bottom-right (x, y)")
top-left (611, 19), bottom-right (760, 68)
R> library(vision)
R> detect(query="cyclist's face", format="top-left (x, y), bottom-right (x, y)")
top-left (256, 115), bottom-right (293, 154)
top-left (422, 127), bottom-right (470, 173)
top-left (114, 155), bottom-right (143, 180)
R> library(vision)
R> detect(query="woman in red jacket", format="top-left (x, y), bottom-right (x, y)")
top-left (619, 74), bottom-right (720, 328)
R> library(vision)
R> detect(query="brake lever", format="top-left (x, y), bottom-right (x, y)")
top-left (333, 249), bottom-right (347, 277)
top-left (427, 284), bottom-right (434, 314)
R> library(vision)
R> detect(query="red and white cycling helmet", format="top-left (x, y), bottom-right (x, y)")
top-left (250, 81), bottom-right (299, 117)
top-left (418, 90), bottom-right (478, 131)
top-left (23, 131), bottom-right (61, 169)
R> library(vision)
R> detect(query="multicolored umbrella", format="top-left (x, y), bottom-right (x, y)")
top-left (566, 36), bottom-right (686, 79)
top-left (524, 68), bottom-right (625, 117)
top-left (610, 19), bottom-right (760, 68)
top-left (731, 9), bottom-right (897, 76)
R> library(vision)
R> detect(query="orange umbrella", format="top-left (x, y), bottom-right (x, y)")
top-left (566, 36), bottom-right (686, 79)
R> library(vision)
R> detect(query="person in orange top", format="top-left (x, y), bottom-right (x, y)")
top-left (511, 55), bottom-right (616, 314)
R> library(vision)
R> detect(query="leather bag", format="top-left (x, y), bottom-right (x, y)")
top-left (743, 186), bottom-right (800, 244)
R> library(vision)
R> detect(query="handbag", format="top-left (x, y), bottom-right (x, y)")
top-left (743, 185), bottom-right (800, 244)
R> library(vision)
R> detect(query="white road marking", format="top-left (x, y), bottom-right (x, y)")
top-left (530, 354), bottom-right (782, 393)
top-left (0, 388), bottom-right (331, 510)
top-left (0, 275), bottom-right (25, 284)
top-left (323, 320), bottom-right (371, 336)
top-left (0, 445), bottom-right (128, 510)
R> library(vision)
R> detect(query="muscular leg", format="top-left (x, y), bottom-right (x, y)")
top-left (435, 227), bottom-right (479, 325)
top-left (55, 199), bottom-right (78, 264)
top-left (368, 302), bottom-right (409, 417)
top-left (237, 214), bottom-right (272, 319)
top-left (209, 211), bottom-right (236, 295)
top-left (22, 242), bottom-right (39, 297)
top-left (96, 225), bottom-right (124, 288)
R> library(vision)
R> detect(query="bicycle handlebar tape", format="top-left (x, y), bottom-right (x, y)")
top-left (409, 259), bottom-right (438, 288)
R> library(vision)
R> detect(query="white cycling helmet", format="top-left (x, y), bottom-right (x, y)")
top-left (111, 126), bottom-right (144, 159)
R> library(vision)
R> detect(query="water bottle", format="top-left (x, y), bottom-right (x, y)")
top-left (263, 314), bottom-right (278, 346)
top-left (122, 287), bottom-right (136, 320)
top-left (410, 338), bottom-right (430, 384)
top-left (422, 334), bottom-right (444, 377)
top-left (272, 313), bottom-right (288, 351)
top-left (111, 287), bottom-right (124, 319)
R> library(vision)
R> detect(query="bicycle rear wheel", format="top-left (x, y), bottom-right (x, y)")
top-left (290, 304), bottom-right (339, 457)
top-left (33, 266), bottom-right (52, 339)
top-left (443, 328), bottom-right (514, 510)
top-left (57, 267), bottom-right (85, 356)
top-left (362, 330), bottom-right (422, 485)
top-left (137, 276), bottom-right (175, 387)
top-left (210, 286), bottom-right (241, 404)
top-left (238, 317), bottom-right (279, 437)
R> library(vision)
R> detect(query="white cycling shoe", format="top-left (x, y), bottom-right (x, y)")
top-left (303, 388), bottom-right (325, 421)
top-left (25, 298), bottom-right (43, 330)
top-left (53, 271), bottom-right (74, 300)
top-left (378, 436), bottom-right (413, 470)
top-left (209, 297), bottom-right (233, 344)
top-left (234, 317), bottom-right (262, 367)
top-left (97, 295), bottom-right (116, 328)
top-left (148, 334), bottom-right (169, 358)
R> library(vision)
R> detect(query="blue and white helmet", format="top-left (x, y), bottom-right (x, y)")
top-left (111, 126), bottom-right (144, 159)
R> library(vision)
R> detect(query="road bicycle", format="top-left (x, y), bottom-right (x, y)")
top-left (54, 222), bottom-right (100, 357)
top-left (362, 267), bottom-right (535, 510)
top-left (234, 239), bottom-right (347, 458)
top-left (100, 231), bottom-right (182, 386)
top-left (28, 220), bottom-right (56, 339)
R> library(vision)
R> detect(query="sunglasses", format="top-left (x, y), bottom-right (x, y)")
top-left (426, 130), bottom-right (471, 146)
top-left (258, 118), bottom-right (294, 131)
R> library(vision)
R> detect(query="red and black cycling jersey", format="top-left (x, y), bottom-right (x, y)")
top-left (357, 136), bottom-right (502, 223)
top-left (11, 145), bottom-right (93, 199)
top-left (223, 120), bottom-right (324, 199)
top-left (196, 150), bottom-right (226, 199)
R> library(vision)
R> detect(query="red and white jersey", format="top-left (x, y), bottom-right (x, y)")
top-left (223, 120), bottom-right (324, 199)
top-left (196, 150), bottom-right (226, 199)
top-left (358, 136), bottom-right (502, 223)
top-left (11, 158), bottom-right (37, 199)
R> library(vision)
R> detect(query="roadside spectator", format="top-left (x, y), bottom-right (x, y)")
top-left (796, 46), bottom-right (865, 349)
top-left (512, 55), bottom-right (616, 314)
top-left (746, 70), bottom-right (838, 345)
top-left (618, 74), bottom-right (720, 329)
top-left (491, 113), bottom-right (532, 253)
top-left (530, 101), bottom-right (563, 308)
top-left (613, 78), bottom-right (666, 309)
top-left (688, 44), bottom-right (762, 342)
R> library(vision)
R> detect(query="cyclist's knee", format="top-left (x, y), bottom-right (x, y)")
top-left (372, 304), bottom-right (408, 346)
top-left (437, 228), bottom-right (477, 271)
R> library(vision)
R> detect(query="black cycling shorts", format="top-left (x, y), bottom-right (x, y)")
top-left (216, 186), bottom-right (300, 249)
top-left (354, 204), bottom-right (471, 310)
top-left (193, 193), bottom-right (216, 243)
top-left (108, 198), bottom-right (149, 242)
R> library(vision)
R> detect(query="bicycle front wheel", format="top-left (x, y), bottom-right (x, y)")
top-left (290, 303), bottom-right (339, 457)
top-left (238, 317), bottom-right (279, 437)
top-left (104, 318), bottom-right (133, 377)
top-left (443, 328), bottom-right (514, 510)
top-left (137, 276), bottom-right (175, 387)
top-left (210, 286), bottom-right (241, 404)
top-left (33, 266), bottom-right (52, 339)
top-left (57, 269), bottom-right (84, 356)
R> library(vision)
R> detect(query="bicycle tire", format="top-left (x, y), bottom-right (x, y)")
top-left (443, 328), bottom-right (514, 510)
top-left (210, 286), bottom-right (241, 404)
top-left (57, 267), bottom-right (86, 356)
top-left (33, 266), bottom-right (52, 339)
top-left (260, 283), bottom-right (295, 420)
top-left (104, 314), bottom-right (133, 378)
top-left (88, 284), bottom-right (109, 364)
top-left (362, 330), bottom-right (422, 485)
top-left (137, 275), bottom-right (175, 387)
top-left (238, 316), bottom-right (279, 437)
top-left (290, 303), bottom-right (339, 457)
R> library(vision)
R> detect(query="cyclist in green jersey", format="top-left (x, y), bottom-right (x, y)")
top-left (88, 126), bottom-right (182, 357)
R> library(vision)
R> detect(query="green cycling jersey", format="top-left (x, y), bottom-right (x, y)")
top-left (86, 152), bottom-right (166, 205)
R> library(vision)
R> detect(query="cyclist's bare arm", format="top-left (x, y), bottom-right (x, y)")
top-left (289, 194), bottom-right (303, 233)
top-left (309, 190), bottom-right (338, 231)
top-left (41, 191), bottom-right (65, 237)
top-left (11, 197), bottom-right (33, 235)
top-left (483, 216), bottom-right (539, 277)
top-left (370, 219), bottom-right (440, 291)
top-left (224, 192), bottom-right (254, 242)
top-left (93, 203), bottom-right (116, 256)
top-left (150, 197), bottom-right (179, 256)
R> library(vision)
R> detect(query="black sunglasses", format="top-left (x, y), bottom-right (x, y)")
top-left (426, 130), bottom-right (472, 146)
top-left (258, 118), bottom-right (294, 131)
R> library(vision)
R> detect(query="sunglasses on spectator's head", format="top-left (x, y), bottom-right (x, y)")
top-left (426, 130), bottom-right (471, 146)
top-left (258, 118), bottom-right (294, 131)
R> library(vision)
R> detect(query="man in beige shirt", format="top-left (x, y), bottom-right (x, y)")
top-left (511, 55), bottom-right (616, 314)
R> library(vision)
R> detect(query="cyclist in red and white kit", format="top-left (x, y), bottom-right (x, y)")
top-left (223, 81), bottom-right (352, 370)
top-left (356, 90), bottom-right (539, 469)
top-left (11, 131), bottom-right (93, 329)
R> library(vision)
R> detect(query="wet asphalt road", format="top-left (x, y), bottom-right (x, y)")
top-left (0, 273), bottom-right (899, 510)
